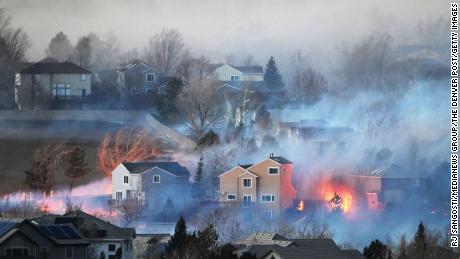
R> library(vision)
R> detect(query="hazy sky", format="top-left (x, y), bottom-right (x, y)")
top-left (2, 0), bottom-right (448, 70)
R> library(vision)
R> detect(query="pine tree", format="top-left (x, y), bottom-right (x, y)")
top-left (264, 56), bottom-right (285, 90)
top-left (413, 222), bottom-right (428, 258)
top-left (363, 239), bottom-right (388, 259)
top-left (158, 77), bottom-right (183, 118)
top-left (62, 147), bottom-right (89, 191)
top-left (166, 216), bottom-right (188, 256)
top-left (192, 156), bottom-right (204, 199)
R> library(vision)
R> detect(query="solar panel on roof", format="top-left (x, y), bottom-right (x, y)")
top-left (48, 226), bottom-right (67, 239)
top-left (60, 226), bottom-right (80, 239)
top-left (0, 222), bottom-right (17, 237)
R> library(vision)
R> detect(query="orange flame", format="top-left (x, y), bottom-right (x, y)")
top-left (297, 200), bottom-right (304, 211)
top-left (314, 178), bottom-right (355, 215)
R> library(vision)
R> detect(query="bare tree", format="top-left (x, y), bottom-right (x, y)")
top-left (177, 76), bottom-right (220, 139)
top-left (119, 198), bottom-right (144, 225)
top-left (176, 54), bottom-right (214, 82)
top-left (98, 127), bottom-right (162, 176)
top-left (144, 28), bottom-right (184, 75)
top-left (72, 35), bottom-right (91, 69)
top-left (23, 143), bottom-right (68, 195)
top-left (0, 8), bottom-right (30, 108)
top-left (45, 31), bottom-right (73, 62)
top-left (291, 66), bottom-right (327, 104)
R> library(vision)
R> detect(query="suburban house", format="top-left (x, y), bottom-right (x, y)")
top-left (120, 61), bottom-right (160, 96)
top-left (347, 164), bottom-right (426, 212)
top-left (111, 161), bottom-right (191, 207)
top-left (219, 154), bottom-right (297, 218)
top-left (14, 58), bottom-right (92, 110)
top-left (214, 64), bottom-right (264, 82)
top-left (35, 210), bottom-right (136, 259)
top-left (234, 232), bottom-right (365, 259)
top-left (0, 219), bottom-right (89, 259)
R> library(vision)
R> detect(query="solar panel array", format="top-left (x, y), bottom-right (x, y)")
top-left (38, 225), bottom-right (81, 239)
top-left (0, 221), bottom-right (17, 237)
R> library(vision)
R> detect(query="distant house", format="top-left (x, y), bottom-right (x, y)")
top-left (348, 164), bottom-right (427, 211)
top-left (0, 219), bottom-right (89, 259)
top-left (215, 64), bottom-right (264, 82)
top-left (111, 161), bottom-right (191, 206)
top-left (120, 62), bottom-right (160, 96)
top-left (234, 232), bottom-right (365, 259)
top-left (218, 154), bottom-right (297, 218)
top-left (35, 210), bottom-right (136, 259)
top-left (15, 58), bottom-right (92, 110)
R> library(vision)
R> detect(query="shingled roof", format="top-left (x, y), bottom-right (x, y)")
top-left (20, 60), bottom-right (91, 74)
top-left (122, 161), bottom-right (190, 177)
top-left (233, 65), bottom-right (264, 74)
top-left (269, 156), bottom-right (293, 164)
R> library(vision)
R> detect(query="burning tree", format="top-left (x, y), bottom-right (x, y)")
top-left (98, 127), bottom-right (161, 176)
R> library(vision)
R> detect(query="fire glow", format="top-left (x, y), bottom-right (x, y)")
top-left (316, 178), bottom-right (355, 214)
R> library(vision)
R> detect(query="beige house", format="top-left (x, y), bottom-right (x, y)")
top-left (215, 64), bottom-right (264, 82)
top-left (15, 58), bottom-right (91, 110)
top-left (218, 154), bottom-right (297, 218)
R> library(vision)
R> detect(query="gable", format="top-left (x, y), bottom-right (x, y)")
top-left (219, 166), bottom-right (248, 178)
top-left (216, 64), bottom-right (243, 75)
top-left (247, 159), bottom-right (281, 177)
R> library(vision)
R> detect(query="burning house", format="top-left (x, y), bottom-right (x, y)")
top-left (110, 161), bottom-right (191, 208)
top-left (218, 154), bottom-right (296, 218)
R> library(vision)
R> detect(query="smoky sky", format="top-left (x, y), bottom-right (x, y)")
top-left (2, 0), bottom-right (449, 70)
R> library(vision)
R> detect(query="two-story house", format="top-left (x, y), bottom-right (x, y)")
top-left (121, 62), bottom-right (160, 96)
top-left (0, 219), bottom-right (89, 259)
top-left (218, 154), bottom-right (297, 218)
top-left (14, 58), bottom-right (92, 110)
top-left (111, 161), bottom-right (191, 207)
top-left (35, 210), bottom-right (136, 259)
top-left (214, 64), bottom-right (264, 82)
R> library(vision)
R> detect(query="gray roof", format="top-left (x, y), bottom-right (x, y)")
top-left (20, 60), bottom-right (91, 74)
top-left (122, 161), bottom-right (190, 177)
top-left (343, 249), bottom-right (366, 259)
top-left (269, 156), bottom-right (293, 164)
top-left (63, 210), bottom-right (135, 240)
top-left (233, 65), bottom-right (264, 74)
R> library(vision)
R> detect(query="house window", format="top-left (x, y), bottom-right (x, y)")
top-left (80, 74), bottom-right (86, 81)
top-left (243, 178), bottom-right (252, 188)
top-left (268, 167), bottom-right (279, 175)
top-left (264, 210), bottom-right (273, 219)
top-left (34, 74), bottom-right (40, 81)
top-left (108, 244), bottom-right (116, 252)
top-left (52, 83), bottom-right (70, 96)
top-left (6, 248), bottom-right (29, 256)
top-left (124, 176), bottom-right (129, 184)
top-left (261, 195), bottom-right (275, 202)
top-left (227, 194), bottom-right (236, 200)
top-left (65, 247), bottom-right (73, 259)
top-left (230, 75), bottom-right (240, 81)
top-left (15, 73), bottom-right (21, 86)
top-left (243, 195), bottom-right (252, 208)
top-left (116, 192), bottom-right (122, 200)
top-left (146, 73), bottom-right (155, 82)
top-left (81, 89), bottom-right (86, 97)
top-left (153, 175), bottom-right (160, 183)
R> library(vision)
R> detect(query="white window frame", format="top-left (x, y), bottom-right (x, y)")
top-left (15, 73), bottom-right (21, 86)
top-left (230, 75), bottom-right (240, 81)
top-left (227, 194), bottom-right (236, 200)
top-left (34, 74), bottom-right (40, 81)
top-left (108, 244), bottom-right (116, 253)
top-left (268, 167), bottom-right (279, 175)
top-left (153, 175), bottom-right (161, 183)
top-left (115, 191), bottom-right (123, 200)
top-left (243, 195), bottom-right (252, 208)
top-left (242, 178), bottom-right (252, 188)
top-left (80, 74), bottom-right (86, 81)
top-left (261, 194), bottom-right (276, 203)
top-left (146, 73), bottom-right (155, 82)
top-left (52, 83), bottom-right (70, 97)
top-left (123, 175), bottom-right (129, 184)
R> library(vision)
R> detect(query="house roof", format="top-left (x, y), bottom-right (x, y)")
top-left (342, 249), bottom-right (366, 259)
top-left (233, 65), bottom-right (264, 74)
top-left (269, 156), bottom-right (293, 164)
top-left (20, 61), bottom-right (91, 74)
top-left (239, 164), bottom-right (253, 169)
top-left (122, 161), bottom-right (190, 177)
top-left (369, 164), bottom-right (423, 178)
top-left (62, 210), bottom-right (136, 240)
top-left (259, 245), bottom-right (354, 259)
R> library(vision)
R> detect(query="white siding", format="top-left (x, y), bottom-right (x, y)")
top-left (111, 164), bottom-right (143, 200)
top-left (215, 65), bottom-right (242, 81)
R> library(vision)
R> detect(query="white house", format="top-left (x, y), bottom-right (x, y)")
top-left (215, 64), bottom-right (264, 82)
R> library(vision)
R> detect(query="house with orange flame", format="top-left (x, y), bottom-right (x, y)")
top-left (218, 154), bottom-right (297, 218)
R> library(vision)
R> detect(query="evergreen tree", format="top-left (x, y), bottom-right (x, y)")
top-left (166, 216), bottom-right (188, 256)
top-left (62, 147), bottom-right (89, 191)
top-left (192, 156), bottom-right (204, 199)
top-left (158, 77), bottom-right (183, 118)
top-left (363, 239), bottom-right (388, 259)
top-left (264, 56), bottom-right (285, 90)
top-left (413, 222), bottom-right (428, 258)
